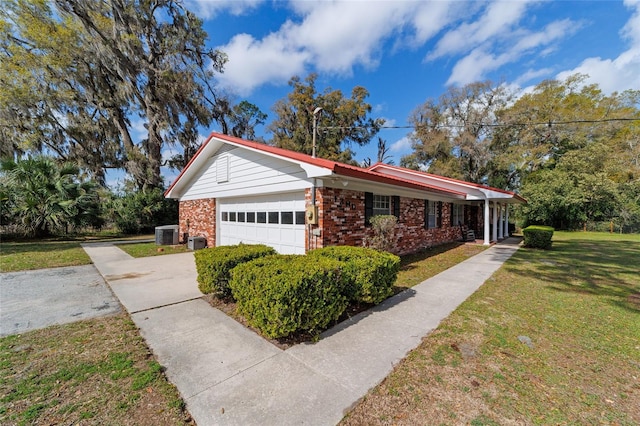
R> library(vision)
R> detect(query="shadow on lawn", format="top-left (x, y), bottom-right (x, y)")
top-left (511, 239), bottom-right (640, 314)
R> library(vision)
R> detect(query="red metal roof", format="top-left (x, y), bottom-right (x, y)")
top-left (368, 162), bottom-right (527, 203)
top-left (166, 132), bottom-right (473, 199)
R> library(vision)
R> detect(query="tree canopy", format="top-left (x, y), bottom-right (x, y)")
top-left (268, 74), bottom-right (383, 164)
top-left (1, 0), bottom-right (228, 189)
top-left (401, 74), bottom-right (640, 231)
top-left (401, 81), bottom-right (512, 183)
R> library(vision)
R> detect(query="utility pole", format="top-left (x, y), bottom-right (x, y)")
top-left (312, 107), bottom-right (323, 158)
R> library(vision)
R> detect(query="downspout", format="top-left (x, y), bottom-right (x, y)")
top-left (310, 178), bottom-right (317, 251)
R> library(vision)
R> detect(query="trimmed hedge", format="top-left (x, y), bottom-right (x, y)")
top-left (523, 225), bottom-right (554, 249)
top-left (229, 255), bottom-right (349, 339)
top-left (309, 246), bottom-right (401, 304)
top-left (194, 244), bottom-right (276, 297)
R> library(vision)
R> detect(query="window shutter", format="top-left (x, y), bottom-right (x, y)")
top-left (392, 196), bottom-right (400, 218)
top-left (424, 199), bottom-right (429, 229)
top-left (437, 201), bottom-right (443, 228)
top-left (365, 192), bottom-right (373, 225)
top-left (450, 203), bottom-right (454, 226)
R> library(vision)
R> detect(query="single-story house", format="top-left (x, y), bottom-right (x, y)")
top-left (165, 132), bottom-right (525, 255)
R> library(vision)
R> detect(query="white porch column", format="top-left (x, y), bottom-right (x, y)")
top-left (498, 203), bottom-right (504, 240)
top-left (503, 204), bottom-right (509, 238)
top-left (492, 201), bottom-right (498, 243)
top-left (483, 199), bottom-right (490, 245)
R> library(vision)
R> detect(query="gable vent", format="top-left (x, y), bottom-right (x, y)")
top-left (216, 154), bottom-right (229, 183)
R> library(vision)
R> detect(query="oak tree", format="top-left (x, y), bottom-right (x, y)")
top-left (268, 74), bottom-right (383, 164)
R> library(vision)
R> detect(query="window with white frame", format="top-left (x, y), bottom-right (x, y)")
top-left (452, 203), bottom-right (464, 226)
top-left (373, 194), bottom-right (390, 216)
top-left (428, 201), bottom-right (437, 228)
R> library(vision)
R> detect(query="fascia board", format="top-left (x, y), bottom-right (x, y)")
top-left (300, 163), bottom-right (334, 178)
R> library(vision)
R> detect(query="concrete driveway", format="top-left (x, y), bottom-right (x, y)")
top-left (0, 265), bottom-right (121, 337)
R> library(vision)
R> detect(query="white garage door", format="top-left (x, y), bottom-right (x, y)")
top-left (218, 192), bottom-right (306, 254)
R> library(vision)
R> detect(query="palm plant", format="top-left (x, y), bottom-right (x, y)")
top-left (0, 156), bottom-right (101, 237)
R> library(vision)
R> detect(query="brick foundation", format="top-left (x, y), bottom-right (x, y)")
top-left (178, 198), bottom-right (216, 247)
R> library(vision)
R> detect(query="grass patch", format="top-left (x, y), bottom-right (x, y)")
top-left (0, 234), bottom-right (155, 272)
top-left (116, 242), bottom-right (191, 258)
top-left (0, 241), bottom-right (91, 272)
top-left (394, 242), bottom-right (487, 290)
top-left (341, 231), bottom-right (640, 425)
top-left (0, 314), bottom-right (192, 425)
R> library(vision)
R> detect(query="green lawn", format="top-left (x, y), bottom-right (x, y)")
top-left (0, 241), bottom-right (91, 272)
top-left (342, 231), bottom-right (640, 425)
top-left (0, 315), bottom-right (191, 425)
top-left (394, 242), bottom-right (487, 289)
top-left (116, 242), bottom-right (191, 258)
top-left (0, 235), bottom-right (180, 272)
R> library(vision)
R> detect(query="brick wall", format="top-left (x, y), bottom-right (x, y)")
top-left (178, 198), bottom-right (216, 247)
top-left (317, 187), bottom-right (366, 249)
top-left (179, 191), bottom-right (474, 254)
top-left (315, 187), bottom-right (465, 255)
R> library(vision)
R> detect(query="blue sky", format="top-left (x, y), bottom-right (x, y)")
top-left (150, 0), bottom-right (640, 186)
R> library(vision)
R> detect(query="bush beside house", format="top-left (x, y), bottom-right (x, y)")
top-left (309, 246), bottom-right (400, 304)
top-left (229, 255), bottom-right (349, 338)
top-left (194, 244), bottom-right (276, 297)
top-left (195, 244), bottom-right (401, 338)
top-left (523, 225), bottom-right (554, 249)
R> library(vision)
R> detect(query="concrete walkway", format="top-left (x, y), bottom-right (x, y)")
top-left (82, 238), bottom-right (521, 426)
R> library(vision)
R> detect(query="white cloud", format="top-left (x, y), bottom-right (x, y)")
top-left (428, 1), bottom-right (532, 61)
top-left (447, 48), bottom-right (512, 86)
top-left (390, 136), bottom-right (411, 153)
top-left (215, 32), bottom-right (310, 96)
top-left (446, 17), bottom-right (580, 86)
top-left (405, 1), bottom-right (462, 47)
top-left (187, 0), bottom-right (263, 19)
top-left (215, 1), bottom-right (459, 94)
top-left (381, 117), bottom-right (396, 128)
top-left (556, 0), bottom-right (640, 94)
top-left (514, 67), bottom-right (554, 86)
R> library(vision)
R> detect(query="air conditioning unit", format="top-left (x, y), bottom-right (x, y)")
top-left (188, 236), bottom-right (206, 250)
top-left (155, 225), bottom-right (179, 245)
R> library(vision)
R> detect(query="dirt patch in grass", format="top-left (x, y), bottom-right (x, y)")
top-left (341, 232), bottom-right (640, 425)
top-left (0, 314), bottom-right (193, 425)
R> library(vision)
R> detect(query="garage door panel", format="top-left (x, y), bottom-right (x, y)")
top-left (219, 192), bottom-right (305, 254)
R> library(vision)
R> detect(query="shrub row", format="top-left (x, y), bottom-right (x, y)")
top-left (523, 225), bottom-right (554, 249)
top-left (195, 244), bottom-right (401, 339)
top-left (194, 244), bottom-right (276, 297)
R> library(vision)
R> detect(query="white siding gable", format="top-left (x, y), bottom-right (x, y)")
top-left (180, 146), bottom-right (312, 201)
